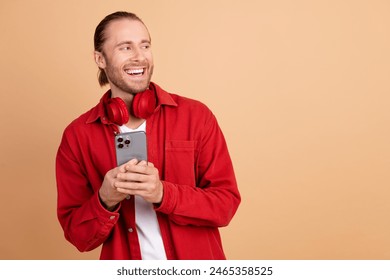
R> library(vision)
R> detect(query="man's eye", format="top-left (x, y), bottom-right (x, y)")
top-left (120, 46), bottom-right (131, 51)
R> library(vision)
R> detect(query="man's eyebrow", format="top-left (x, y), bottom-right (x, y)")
top-left (140, 39), bottom-right (151, 44)
top-left (116, 39), bottom-right (151, 47)
top-left (116, 41), bottom-right (133, 47)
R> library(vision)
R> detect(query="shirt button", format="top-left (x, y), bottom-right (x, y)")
top-left (109, 216), bottom-right (116, 220)
top-left (128, 227), bottom-right (134, 233)
top-left (126, 195), bottom-right (131, 200)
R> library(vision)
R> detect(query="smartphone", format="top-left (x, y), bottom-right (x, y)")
top-left (115, 131), bottom-right (147, 166)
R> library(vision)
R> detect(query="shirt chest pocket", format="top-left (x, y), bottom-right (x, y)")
top-left (164, 140), bottom-right (196, 187)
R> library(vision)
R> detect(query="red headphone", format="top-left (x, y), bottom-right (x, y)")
top-left (105, 87), bottom-right (157, 126)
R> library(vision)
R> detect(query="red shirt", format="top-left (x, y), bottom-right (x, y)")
top-left (56, 83), bottom-right (240, 259)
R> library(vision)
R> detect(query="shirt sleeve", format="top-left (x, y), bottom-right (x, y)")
top-left (155, 111), bottom-right (241, 227)
top-left (56, 127), bottom-right (120, 252)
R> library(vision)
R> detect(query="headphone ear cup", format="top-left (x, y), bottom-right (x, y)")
top-left (132, 89), bottom-right (157, 119)
top-left (106, 97), bottom-right (129, 126)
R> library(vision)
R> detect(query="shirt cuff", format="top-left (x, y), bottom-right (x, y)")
top-left (94, 191), bottom-right (121, 223)
top-left (154, 181), bottom-right (177, 214)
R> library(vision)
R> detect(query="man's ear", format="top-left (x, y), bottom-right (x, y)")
top-left (94, 51), bottom-right (106, 69)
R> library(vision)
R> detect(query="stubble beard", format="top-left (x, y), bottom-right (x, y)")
top-left (104, 62), bottom-right (154, 95)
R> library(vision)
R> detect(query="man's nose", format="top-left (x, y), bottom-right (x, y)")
top-left (130, 47), bottom-right (145, 61)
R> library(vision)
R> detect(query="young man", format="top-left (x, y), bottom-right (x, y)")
top-left (56, 11), bottom-right (240, 260)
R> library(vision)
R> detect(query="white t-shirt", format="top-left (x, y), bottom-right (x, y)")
top-left (119, 123), bottom-right (167, 260)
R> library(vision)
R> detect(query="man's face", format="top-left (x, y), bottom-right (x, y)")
top-left (96, 19), bottom-right (154, 95)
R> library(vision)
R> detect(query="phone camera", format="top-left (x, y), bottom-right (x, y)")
top-left (124, 139), bottom-right (130, 145)
top-left (117, 137), bottom-right (124, 143)
top-left (117, 143), bottom-right (124, 149)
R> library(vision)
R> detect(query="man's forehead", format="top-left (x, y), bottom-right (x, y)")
top-left (104, 18), bottom-right (151, 42)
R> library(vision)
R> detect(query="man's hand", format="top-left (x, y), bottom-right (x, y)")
top-left (115, 160), bottom-right (164, 204)
top-left (99, 160), bottom-right (137, 211)
top-left (99, 159), bottom-right (163, 210)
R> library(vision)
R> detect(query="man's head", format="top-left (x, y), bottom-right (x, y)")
top-left (94, 11), bottom-right (154, 95)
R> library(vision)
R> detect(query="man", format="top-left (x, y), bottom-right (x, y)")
top-left (56, 11), bottom-right (240, 260)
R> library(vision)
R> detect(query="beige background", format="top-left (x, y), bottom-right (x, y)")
top-left (0, 0), bottom-right (389, 259)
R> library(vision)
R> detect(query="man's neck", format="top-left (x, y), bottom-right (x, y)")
top-left (109, 86), bottom-right (135, 107)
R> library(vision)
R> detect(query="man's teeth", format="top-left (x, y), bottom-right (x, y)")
top-left (126, 69), bottom-right (144, 75)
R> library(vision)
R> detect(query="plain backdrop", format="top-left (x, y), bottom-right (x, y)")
top-left (0, 0), bottom-right (389, 259)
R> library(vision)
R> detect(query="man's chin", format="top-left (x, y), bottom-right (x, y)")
top-left (117, 82), bottom-right (148, 95)
top-left (131, 86), bottom-right (149, 95)
top-left (130, 81), bottom-right (152, 94)
top-left (108, 76), bottom-right (152, 95)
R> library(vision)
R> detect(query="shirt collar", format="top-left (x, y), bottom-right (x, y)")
top-left (86, 82), bottom-right (177, 124)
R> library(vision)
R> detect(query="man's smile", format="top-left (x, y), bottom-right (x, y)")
top-left (125, 68), bottom-right (145, 76)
